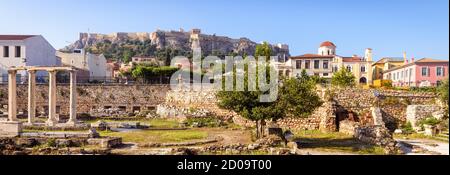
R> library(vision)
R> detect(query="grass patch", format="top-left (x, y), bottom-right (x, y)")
top-left (293, 130), bottom-right (386, 155)
top-left (99, 129), bottom-right (208, 144)
top-left (394, 133), bottom-right (449, 143)
top-left (83, 118), bottom-right (181, 128)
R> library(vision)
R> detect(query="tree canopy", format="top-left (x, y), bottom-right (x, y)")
top-left (331, 67), bottom-right (356, 87)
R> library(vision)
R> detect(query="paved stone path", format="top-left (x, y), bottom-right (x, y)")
top-left (396, 139), bottom-right (449, 155)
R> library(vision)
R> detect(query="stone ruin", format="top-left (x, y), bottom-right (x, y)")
top-left (1, 66), bottom-right (80, 137)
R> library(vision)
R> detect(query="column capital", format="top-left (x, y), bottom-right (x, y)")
top-left (7, 69), bottom-right (17, 74)
top-left (27, 70), bottom-right (37, 74)
top-left (48, 69), bottom-right (58, 74)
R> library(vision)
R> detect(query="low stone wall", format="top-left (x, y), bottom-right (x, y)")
top-left (163, 89), bottom-right (337, 131)
top-left (406, 105), bottom-right (443, 128)
top-left (338, 120), bottom-right (358, 136)
top-left (354, 126), bottom-right (397, 154)
top-left (0, 84), bottom-right (170, 117)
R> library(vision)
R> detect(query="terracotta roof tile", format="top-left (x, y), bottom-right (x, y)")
top-left (320, 41), bottom-right (336, 47)
top-left (0, 35), bottom-right (36, 40)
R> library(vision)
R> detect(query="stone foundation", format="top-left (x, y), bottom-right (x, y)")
top-left (0, 121), bottom-right (23, 137)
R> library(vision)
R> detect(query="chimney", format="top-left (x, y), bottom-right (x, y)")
top-left (403, 51), bottom-right (407, 64)
top-left (411, 57), bottom-right (415, 63)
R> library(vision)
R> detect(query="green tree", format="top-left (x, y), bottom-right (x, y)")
top-left (331, 67), bottom-right (356, 87)
top-left (255, 42), bottom-right (272, 62)
top-left (217, 61), bottom-right (322, 138)
top-left (437, 78), bottom-right (449, 119)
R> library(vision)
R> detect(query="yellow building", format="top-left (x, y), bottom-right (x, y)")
top-left (372, 54), bottom-right (407, 80)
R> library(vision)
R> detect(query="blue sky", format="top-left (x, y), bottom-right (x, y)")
top-left (0, 0), bottom-right (448, 61)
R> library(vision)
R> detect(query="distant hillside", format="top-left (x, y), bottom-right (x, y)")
top-left (62, 29), bottom-right (290, 64)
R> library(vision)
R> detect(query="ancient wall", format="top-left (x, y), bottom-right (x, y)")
top-left (0, 84), bottom-right (170, 117)
top-left (161, 89), bottom-right (336, 131)
top-left (332, 88), bottom-right (438, 129)
top-left (406, 105), bottom-right (443, 128)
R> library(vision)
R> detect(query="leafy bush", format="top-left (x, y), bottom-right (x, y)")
top-left (401, 122), bottom-right (414, 134)
top-left (418, 116), bottom-right (441, 127)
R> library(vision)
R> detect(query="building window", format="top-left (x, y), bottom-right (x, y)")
top-left (393, 73), bottom-right (396, 80)
top-left (305, 60), bottom-right (310, 69)
top-left (323, 60), bottom-right (329, 69)
top-left (401, 71), bottom-right (403, 78)
top-left (3, 46), bottom-right (9, 57)
top-left (437, 67), bottom-right (445, 76)
top-left (314, 60), bottom-right (320, 69)
top-left (296, 60), bottom-right (302, 69)
top-left (422, 67), bottom-right (429, 76)
top-left (346, 65), bottom-right (352, 72)
top-left (409, 68), bottom-right (413, 77)
top-left (405, 70), bottom-right (408, 78)
top-left (360, 66), bottom-right (366, 72)
top-left (15, 46), bottom-right (21, 58)
top-left (323, 73), bottom-right (329, 76)
top-left (332, 66), bottom-right (338, 72)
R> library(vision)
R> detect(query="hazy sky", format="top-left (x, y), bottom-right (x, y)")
top-left (0, 0), bottom-right (448, 61)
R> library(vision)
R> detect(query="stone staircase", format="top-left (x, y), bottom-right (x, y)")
top-left (436, 130), bottom-right (449, 142)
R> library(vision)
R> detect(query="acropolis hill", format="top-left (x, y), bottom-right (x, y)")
top-left (63, 29), bottom-right (290, 58)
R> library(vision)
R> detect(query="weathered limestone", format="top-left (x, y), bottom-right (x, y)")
top-left (46, 70), bottom-right (58, 126)
top-left (406, 105), bottom-right (442, 130)
top-left (7, 70), bottom-right (17, 122)
top-left (27, 70), bottom-right (36, 124)
top-left (66, 70), bottom-right (78, 125)
top-left (0, 121), bottom-right (22, 137)
top-left (371, 107), bottom-right (384, 126)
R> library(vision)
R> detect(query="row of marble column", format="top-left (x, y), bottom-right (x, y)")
top-left (8, 69), bottom-right (78, 126)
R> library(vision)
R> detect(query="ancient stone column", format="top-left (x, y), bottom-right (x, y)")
top-left (67, 70), bottom-right (77, 125)
top-left (27, 70), bottom-right (36, 124)
top-left (46, 70), bottom-right (57, 126)
top-left (7, 70), bottom-right (17, 122)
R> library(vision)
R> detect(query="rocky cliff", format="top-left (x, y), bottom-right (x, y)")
top-left (63, 29), bottom-right (290, 60)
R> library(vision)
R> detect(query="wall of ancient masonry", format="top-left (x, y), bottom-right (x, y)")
top-left (162, 89), bottom-right (336, 131)
top-left (161, 88), bottom-right (440, 131)
top-left (332, 88), bottom-right (438, 128)
top-left (0, 84), bottom-right (170, 116)
top-left (406, 105), bottom-right (443, 128)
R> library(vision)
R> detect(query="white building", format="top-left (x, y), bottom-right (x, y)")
top-left (56, 49), bottom-right (110, 81)
top-left (0, 35), bottom-right (60, 81)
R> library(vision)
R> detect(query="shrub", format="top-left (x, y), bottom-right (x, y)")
top-left (418, 116), bottom-right (441, 128)
top-left (401, 122), bottom-right (414, 134)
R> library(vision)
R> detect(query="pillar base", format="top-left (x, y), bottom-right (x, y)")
top-left (66, 120), bottom-right (78, 126)
top-left (46, 119), bottom-right (58, 127)
top-left (0, 121), bottom-right (23, 137)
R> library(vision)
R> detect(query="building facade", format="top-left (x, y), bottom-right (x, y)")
top-left (56, 49), bottom-right (109, 81)
top-left (383, 58), bottom-right (448, 87)
top-left (287, 41), bottom-right (373, 84)
top-left (0, 35), bottom-right (60, 82)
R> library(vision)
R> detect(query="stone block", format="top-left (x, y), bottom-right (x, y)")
top-left (0, 121), bottom-right (23, 137)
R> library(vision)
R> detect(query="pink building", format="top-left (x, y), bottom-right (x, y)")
top-left (383, 58), bottom-right (448, 87)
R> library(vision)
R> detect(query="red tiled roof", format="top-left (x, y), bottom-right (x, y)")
top-left (320, 41), bottom-right (336, 47)
top-left (342, 57), bottom-right (363, 62)
top-left (415, 58), bottom-right (449, 63)
top-left (383, 58), bottom-right (449, 73)
top-left (290, 54), bottom-right (334, 59)
top-left (0, 35), bottom-right (36, 40)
